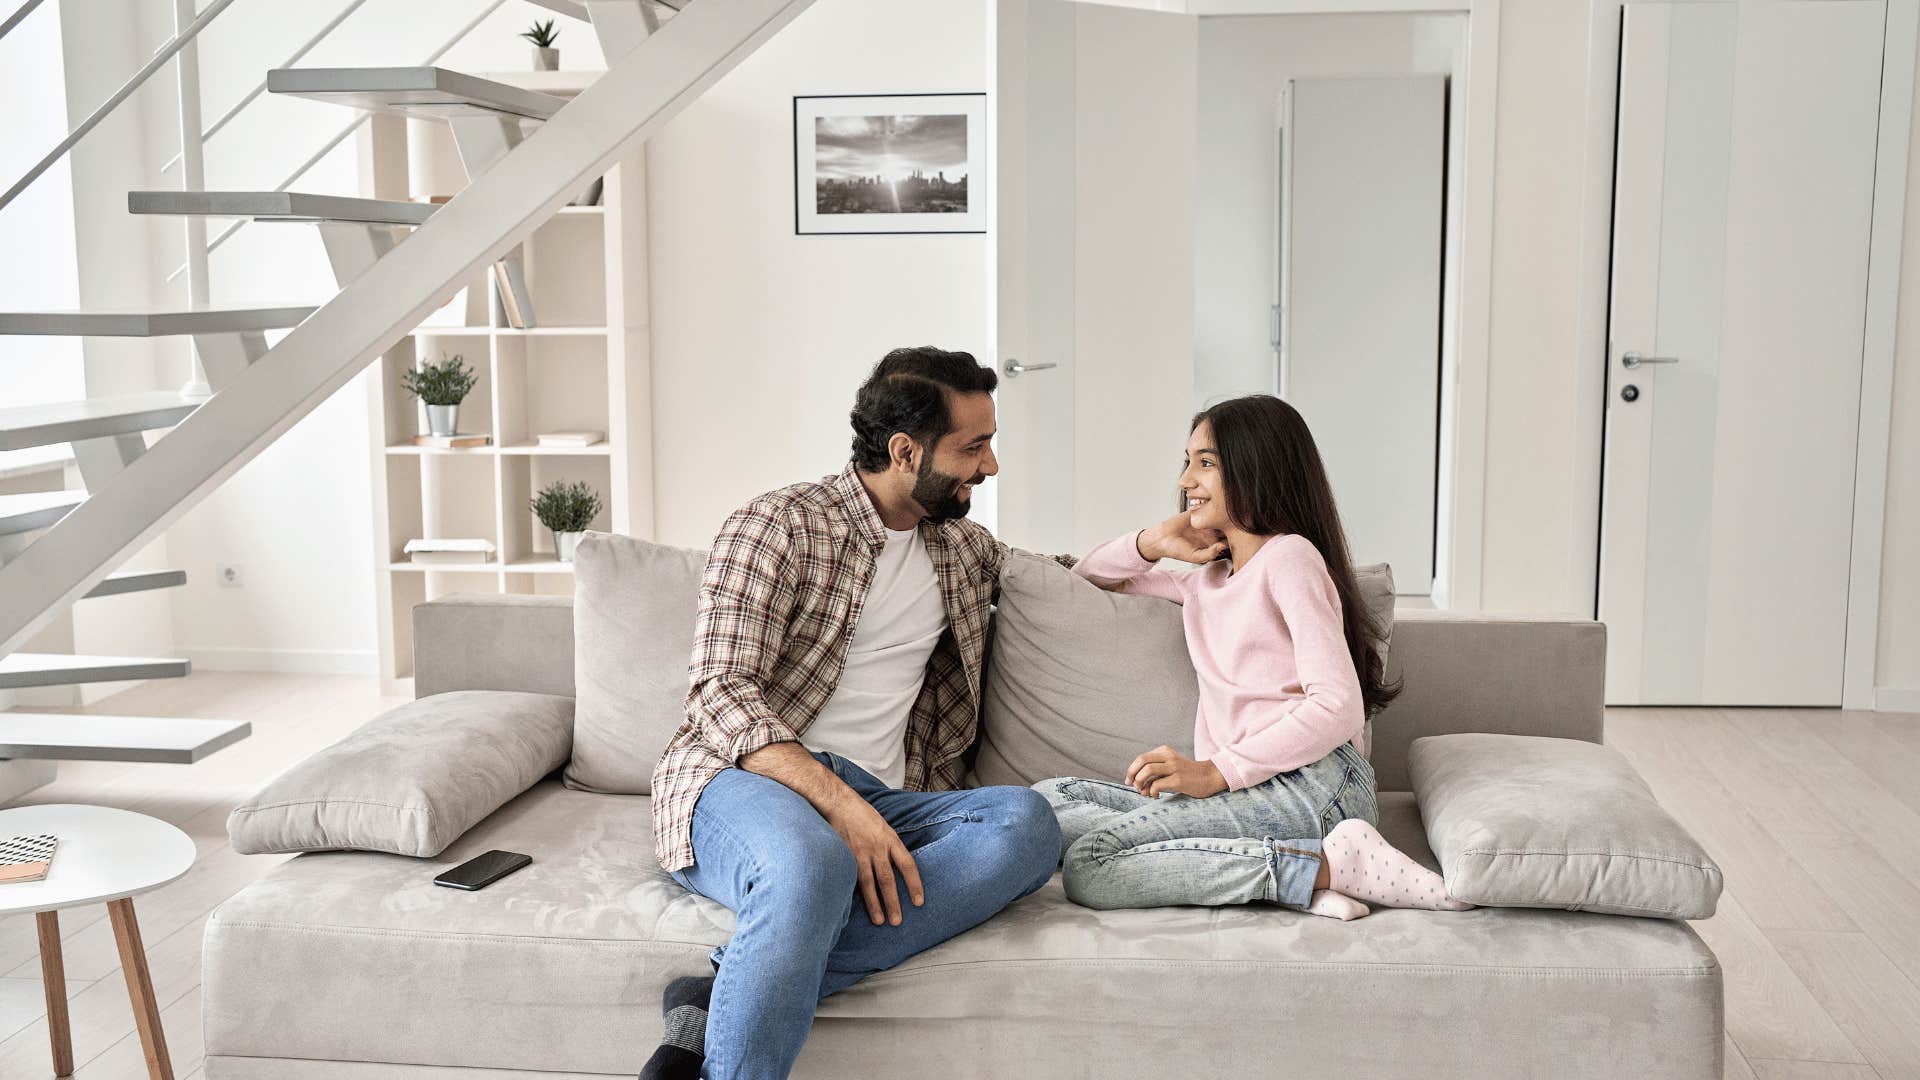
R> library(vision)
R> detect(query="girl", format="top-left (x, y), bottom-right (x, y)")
top-left (1034, 395), bottom-right (1470, 921)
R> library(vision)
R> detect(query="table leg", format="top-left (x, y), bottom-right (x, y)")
top-left (35, 911), bottom-right (73, 1078)
top-left (107, 898), bottom-right (173, 1080)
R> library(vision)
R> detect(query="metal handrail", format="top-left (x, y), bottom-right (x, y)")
top-left (166, 0), bottom-right (513, 283)
top-left (0, 0), bottom-right (50, 42)
top-left (159, 0), bottom-right (373, 174)
top-left (0, 0), bottom-right (243, 214)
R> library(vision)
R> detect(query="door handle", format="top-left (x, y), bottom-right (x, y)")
top-left (1621, 352), bottom-right (1681, 369)
top-left (1003, 358), bottom-right (1058, 379)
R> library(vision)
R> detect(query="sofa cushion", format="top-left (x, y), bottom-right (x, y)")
top-left (975, 551), bottom-right (1395, 788)
top-left (202, 784), bottom-right (1721, 1079)
top-left (1409, 733), bottom-right (1724, 919)
top-left (226, 690), bottom-right (573, 858)
top-left (566, 532), bottom-right (707, 794)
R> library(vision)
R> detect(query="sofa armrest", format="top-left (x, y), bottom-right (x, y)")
top-left (414, 593), bottom-right (576, 699)
top-left (1369, 612), bottom-right (1605, 792)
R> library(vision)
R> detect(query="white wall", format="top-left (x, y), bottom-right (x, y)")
top-left (647, 0), bottom-right (992, 549)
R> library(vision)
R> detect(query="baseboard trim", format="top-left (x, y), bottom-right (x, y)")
top-left (1875, 685), bottom-right (1920, 714)
top-left (176, 646), bottom-right (378, 676)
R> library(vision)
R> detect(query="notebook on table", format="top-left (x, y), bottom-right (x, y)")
top-left (0, 833), bottom-right (58, 884)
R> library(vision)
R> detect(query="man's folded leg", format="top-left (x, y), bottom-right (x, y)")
top-left (665, 763), bottom-right (1061, 1078)
top-left (669, 767), bottom-right (861, 1080)
top-left (817, 781), bottom-right (1061, 999)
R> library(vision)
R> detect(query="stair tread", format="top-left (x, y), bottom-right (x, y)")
top-left (0, 490), bottom-right (84, 536)
top-left (526, 0), bottom-right (590, 18)
top-left (0, 653), bottom-right (191, 689)
top-left (0, 306), bottom-right (316, 337)
top-left (0, 390), bottom-right (200, 452)
top-left (268, 66), bottom-right (567, 122)
top-left (0, 712), bottom-right (250, 764)
top-left (128, 190), bottom-right (437, 226)
top-left (83, 569), bottom-right (188, 599)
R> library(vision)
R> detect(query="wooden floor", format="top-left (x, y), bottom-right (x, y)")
top-left (2, 675), bottom-right (1919, 1079)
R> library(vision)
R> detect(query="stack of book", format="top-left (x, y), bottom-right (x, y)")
top-left (534, 430), bottom-right (604, 449)
top-left (1, 833), bottom-right (58, 884)
top-left (403, 538), bottom-right (497, 566)
top-left (414, 433), bottom-right (492, 449)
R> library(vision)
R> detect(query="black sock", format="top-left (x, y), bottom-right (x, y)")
top-left (639, 975), bottom-right (714, 1080)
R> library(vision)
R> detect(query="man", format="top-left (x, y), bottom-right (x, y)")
top-left (642, 347), bottom-right (1062, 1080)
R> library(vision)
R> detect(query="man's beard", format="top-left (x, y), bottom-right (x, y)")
top-left (913, 455), bottom-right (974, 523)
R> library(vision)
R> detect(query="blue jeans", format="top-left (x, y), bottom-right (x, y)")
top-left (668, 750), bottom-right (1060, 1080)
top-left (1033, 741), bottom-right (1379, 911)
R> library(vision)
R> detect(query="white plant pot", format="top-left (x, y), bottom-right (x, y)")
top-left (532, 46), bottom-right (559, 71)
top-left (426, 404), bottom-right (459, 436)
top-left (554, 530), bottom-right (585, 563)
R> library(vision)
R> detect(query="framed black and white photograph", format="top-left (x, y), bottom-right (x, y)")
top-left (793, 93), bottom-right (987, 235)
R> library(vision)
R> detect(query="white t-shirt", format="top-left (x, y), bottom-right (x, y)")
top-left (801, 524), bottom-right (947, 788)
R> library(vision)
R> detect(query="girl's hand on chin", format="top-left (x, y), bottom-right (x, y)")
top-left (1139, 514), bottom-right (1227, 564)
top-left (1125, 745), bottom-right (1229, 798)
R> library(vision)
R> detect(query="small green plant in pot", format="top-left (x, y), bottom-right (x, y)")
top-left (530, 479), bottom-right (603, 562)
top-left (522, 19), bottom-right (560, 71)
top-left (401, 352), bottom-right (476, 436)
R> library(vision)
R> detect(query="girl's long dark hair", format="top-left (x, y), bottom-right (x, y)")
top-left (1192, 395), bottom-right (1401, 715)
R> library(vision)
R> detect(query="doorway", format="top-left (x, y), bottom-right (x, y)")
top-left (994, 0), bottom-right (1477, 597)
top-left (1598, 1), bottom-right (1885, 705)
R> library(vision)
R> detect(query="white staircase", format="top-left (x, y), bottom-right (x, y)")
top-left (0, 0), bottom-right (816, 794)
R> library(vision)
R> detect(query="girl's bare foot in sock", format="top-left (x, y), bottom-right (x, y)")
top-left (1322, 818), bottom-right (1473, 911)
top-left (1305, 889), bottom-right (1369, 921)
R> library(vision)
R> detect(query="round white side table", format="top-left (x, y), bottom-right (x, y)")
top-left (0, 804), bottom-right (196, 1080)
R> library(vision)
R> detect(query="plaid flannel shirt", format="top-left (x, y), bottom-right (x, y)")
top-left (650, 462), bottom-right (1007, 872)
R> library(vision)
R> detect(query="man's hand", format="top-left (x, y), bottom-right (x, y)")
top-left (821, 793), bottom-right (925, 927)
top-left (1125, 745), bottom-right (1229, 798)
top-left (738, 741), bottom-right (923, 926)
top-left (1137, 514), bottom-right (1227, 564)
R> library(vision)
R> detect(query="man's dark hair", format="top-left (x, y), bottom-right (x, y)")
top-left (849, 347), bottom-right (997, 472)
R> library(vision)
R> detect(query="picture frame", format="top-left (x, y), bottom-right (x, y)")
top-left (793, 93), bottom-right (988, 235)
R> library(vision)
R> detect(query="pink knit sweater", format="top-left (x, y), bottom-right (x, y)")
top-left (1074, 531), bottom-right (1365, 791)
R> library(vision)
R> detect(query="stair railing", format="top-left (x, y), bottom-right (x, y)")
top-left (163, 0), bottom-right (513, 284)
top-left (0, 0), bottom-right (817, 658)
top-left (0, 0), bottom-right (242, 214)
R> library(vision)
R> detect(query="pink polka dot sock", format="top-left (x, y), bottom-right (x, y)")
top-left (1322, 818), bottom-right (1473, 911)
top-left (1305, 889), bottom-right (1370, 921)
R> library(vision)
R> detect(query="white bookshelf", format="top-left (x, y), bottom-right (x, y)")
top-left (359, 85), bottom-right (653, 688)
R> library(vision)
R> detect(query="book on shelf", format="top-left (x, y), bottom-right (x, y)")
top-left (403, 538), bottom-right (496, 565)
top-left (492, 259), bottom-right (538, 329)
top-left (534, 430), bottom-right (605, 448)
top-left (1, 833), bottom-right (58, 885)
top-left (413, 433), bottom-right (492, 449)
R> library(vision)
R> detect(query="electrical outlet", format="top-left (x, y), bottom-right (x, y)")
top-left (218, 565), bottom-right (243, 588)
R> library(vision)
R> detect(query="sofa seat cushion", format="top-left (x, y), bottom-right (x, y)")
top-left (204, 786), bottom-right (1721, 1079)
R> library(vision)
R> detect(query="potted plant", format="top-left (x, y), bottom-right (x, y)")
top-left (400, 352), bottom-right (476, 436)
top-left (530, 479), bottom-right (603, 562)
top-left (522, 19), bottom-right (560, 71)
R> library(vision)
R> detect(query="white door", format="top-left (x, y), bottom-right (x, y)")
top-left (1280, 76), bottom-right (1446, 592)
top-left (994, 0), bottom-right (1196, 556)
top-left (1600, 1), bottom-right (1883, 705)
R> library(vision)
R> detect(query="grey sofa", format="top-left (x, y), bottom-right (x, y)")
top-left (201, 596), bottom-right (1722, 1079)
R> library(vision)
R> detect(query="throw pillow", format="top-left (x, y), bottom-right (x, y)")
top-left (227, 690), bottom-right (573, 857)
top-left (565, 531), bottom-right (706, 794)
top-left (973, 550), bottom-right (1394, 788)
top-left (1408, 732), bottom-right (1724, 919)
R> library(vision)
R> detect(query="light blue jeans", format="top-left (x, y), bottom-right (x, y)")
top-left (1033, 741), bottom-right (1379, 911)
top-left (669, 750), bottom-right (1059, 1080)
